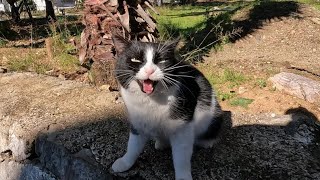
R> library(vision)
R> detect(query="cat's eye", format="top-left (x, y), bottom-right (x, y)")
top-left (159, 60), bottom-right (166, 64)
top-left (131, 58), bottom-right (142, 63)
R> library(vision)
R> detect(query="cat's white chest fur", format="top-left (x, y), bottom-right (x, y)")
top-left (121, 81), bottom-right (185, 138)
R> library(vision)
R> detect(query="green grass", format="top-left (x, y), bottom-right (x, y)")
top-left (217, 90), bottom-right (236, 101)
top-left (230, 97), bottom-right (254, 108)
top-left (205, 68), bottom-right (247, 88)
top-left (154, 5), bottom-right (207, 37)
top-left (296, 0), bottom-right (320, 10)
top-left (255, 78), bottom-right (267, 88)
top-left (0, 38), bottom-right (7, 48)
top-left (8, 53), bottom-right (50, 74)
top-left (55, 53), bottom-right (80, 72)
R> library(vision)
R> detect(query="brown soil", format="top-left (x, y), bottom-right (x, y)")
top-left (202, 4), bottom-right (320, 119)
top-left (1, 4), bottom-right (320, 119)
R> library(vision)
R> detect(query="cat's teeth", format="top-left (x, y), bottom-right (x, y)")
top-left (142, 79), bottom-right (154, 94)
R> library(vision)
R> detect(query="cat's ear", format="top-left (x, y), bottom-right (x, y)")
top-left (112, 34), bottom-right (130, 55)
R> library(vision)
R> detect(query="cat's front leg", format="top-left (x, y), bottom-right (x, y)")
top-left (170, 126), bottom-right (194, 180)
top-left (112, 132), bottom-right (148, 172)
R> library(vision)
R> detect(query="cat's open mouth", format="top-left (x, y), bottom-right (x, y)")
top-left (138, 79), bottom-right (156, 95)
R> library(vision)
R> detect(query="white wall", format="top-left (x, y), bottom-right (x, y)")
top-left (0, 0), bottom-right (76, 13)
top-left (0, 0), bottom-right (11, 12)
top-left (34, 0), bottom-right (46, 11)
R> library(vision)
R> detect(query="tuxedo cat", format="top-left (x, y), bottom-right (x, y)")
top-left (111, 35), bottom-right (223, 180)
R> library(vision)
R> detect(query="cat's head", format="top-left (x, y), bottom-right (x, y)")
top-left (112, 35), bottom-right (180, 95)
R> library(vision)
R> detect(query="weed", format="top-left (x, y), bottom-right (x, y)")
top-left (46, 21), bottom-right (80, 73)
top-left (297, 0), bottom-right (320, 10)
top-left (202, 68), bottom-right (247, 87)
top-left (217, 90), bottom-right (236, 101)
top-left (230, 97), bottom-right (254, 108)
top-left (55, 53), bottom-right (80, 72)
top-left (222, 69), bottom-right (247, 86)
top-left (0, 38), bottom-right (7, 47)
top-left (8, 52), bottom-right (50, 74)
top-left (256, 78), bottom-right (267, 88)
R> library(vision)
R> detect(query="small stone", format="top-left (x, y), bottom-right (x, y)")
top-left (271, 113), bottom-right (276, 118)
top-left (99, 85), bottom-right (111, 91)
top-left (311, 17), bottom-right (320, 25)
top-left (2, 56), bottom-right (8, 63)
top-left (213, 6), bottom-right (220, 10)
top-left (45, 69), bottom-right (54, 75)
top-left (238, 87), bottom-right (247, 94)
top-left (58, 74), bottom-right (65, 80)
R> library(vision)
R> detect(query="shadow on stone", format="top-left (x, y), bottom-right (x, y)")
top-left (16, 107), bottom-right (320, 180)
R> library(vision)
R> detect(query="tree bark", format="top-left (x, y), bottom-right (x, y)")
top-left (45, 0), bottom-right (56, 21)
top-left (9, 2), bottom-right (20, 22)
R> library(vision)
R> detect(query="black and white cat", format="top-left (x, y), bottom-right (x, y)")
top-left (111, 35), bottom-right (223, 180)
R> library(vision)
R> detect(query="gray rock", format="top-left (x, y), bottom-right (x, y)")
top-left (0, 160), bottom-right (24, 180)
top-left (36, 136), bottom-right (112, 180)
top-left (0, 160), bottom-right (56, 180)
top-left (269, 72), bottom-right (320, 105)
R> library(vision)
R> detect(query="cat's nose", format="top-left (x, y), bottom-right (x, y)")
top-left (145, 68), bottom-right (155, 76)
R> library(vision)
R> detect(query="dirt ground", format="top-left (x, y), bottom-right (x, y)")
top-left (201, 4), bottom-right (320, 119)
top-left (1, 4), bottom-right (319, 120)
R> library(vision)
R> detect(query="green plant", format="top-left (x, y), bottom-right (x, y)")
top-left (256, 78), bottom-right (267, 88)
top-left (222, 69), bottom-right (247, 86)
top-left (296, 0), bottom-right (320, 10)
top-left (203, 68), bottom-right (247, 87)
top-left (0, 38), bottom-right (8, 47)
top-left (46, 21), bottom-right (80, 73)
top-left (8, 53), bottom-right (50, 74)
top-left (230, 97), bottom-right (254, 108)
top-left (217, 91), bottom-right (236, 101)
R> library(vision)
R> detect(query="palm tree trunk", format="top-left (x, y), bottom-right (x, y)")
top-left (79, 0), bottom-right (159, 89)
top-left (45, 0), bottom-right (56, 21)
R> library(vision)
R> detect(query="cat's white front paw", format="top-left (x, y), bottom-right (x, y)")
top-left (111, 158), bottom-right (132, 172)
top-left (176, 173), bottom-right (193, 180)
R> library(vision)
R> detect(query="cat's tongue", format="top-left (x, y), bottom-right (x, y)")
top-left (142, 79), bottom-right (154, 94)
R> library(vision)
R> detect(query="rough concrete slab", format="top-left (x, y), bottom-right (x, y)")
top-left (0, 160), bottom-right (57, 180)
top-left (50, 111), bottom-right (320, 179)
top-left (0, 72), bottom-right (123, 161)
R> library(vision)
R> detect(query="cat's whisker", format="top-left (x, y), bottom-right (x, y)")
top-left (124, 76), bottom-right (134, 88)
top-left (114, 73), bottom-right (132, 79)
top-left (164, 73), bottom-right (195, 79)
top-left (164, 59), bottom-right (187, 70)
top-left (113, 70), bottom-right (133, 72)
top-left (165, 75), bottom-right (196, 99)
top-left (159, 79), bottom-right (168, 91)
top-left (163, 76), bottom-right (185, 96)
top-left (164, 64), bottom-right (191, 71)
